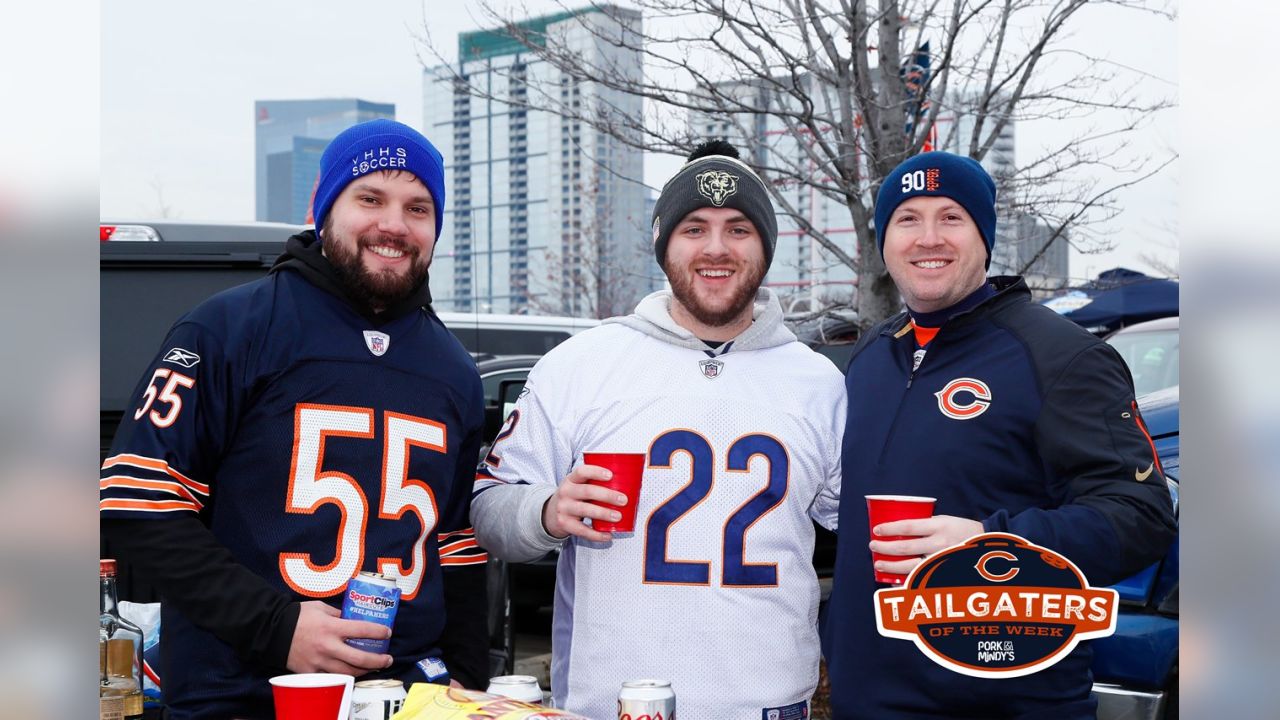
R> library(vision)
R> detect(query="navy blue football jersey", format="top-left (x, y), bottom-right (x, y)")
top-left (101, 266), bottom-right (486, 717)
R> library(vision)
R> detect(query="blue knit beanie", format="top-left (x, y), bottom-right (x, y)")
top-left (311, 119), bottom-right (446, 241)
top-left (874, 151), bottom-right (997, 268)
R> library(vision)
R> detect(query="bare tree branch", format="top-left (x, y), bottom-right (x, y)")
top-left (419, 0), bottom-right (1175, 327)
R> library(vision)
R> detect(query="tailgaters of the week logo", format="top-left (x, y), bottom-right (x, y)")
top-left (874, 533), bottom-right (1118, 678)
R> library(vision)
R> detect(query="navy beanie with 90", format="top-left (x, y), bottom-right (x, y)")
top-left (311, 118), bottom-right (447, 241)
top-left (874, 151), bottom-right (997, 268)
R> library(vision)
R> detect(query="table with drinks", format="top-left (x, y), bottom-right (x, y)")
top-left (271, 673), bottom-right (675, 720)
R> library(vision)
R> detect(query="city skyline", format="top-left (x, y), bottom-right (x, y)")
top-left (254, 98), bottom-right (396, 224)
top-left (101, 0), bottom-right (1177, 283)
top-left (423, 5), bottom-right (657, 315)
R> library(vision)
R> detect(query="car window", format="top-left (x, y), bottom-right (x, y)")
top-left (446, 327), bottom-right (572, 356)
top-left (481, 369), bottom-right (531, 406)
top-left (815, 343), bottom-right (855, 371)
top-left (1107, 329), bottom-right (1179, 397)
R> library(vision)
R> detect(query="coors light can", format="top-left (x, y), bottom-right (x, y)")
top-left (618, 679), bottom-right (676, 720)
top-left (350, 679), bottom-right (407, 720)
top-left (486, 674), bottom-right (544, 704)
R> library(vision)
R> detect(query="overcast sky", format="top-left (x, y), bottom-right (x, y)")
top-left (100, 0), bottom-right (1177, 280)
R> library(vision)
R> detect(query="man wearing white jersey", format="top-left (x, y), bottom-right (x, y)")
top-left (471, 140), bottom-right (845, 719)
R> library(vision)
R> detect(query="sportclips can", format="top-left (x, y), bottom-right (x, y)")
top-left (341, 571), bottom-right (401, 653)
top-left (350, 679), bottom-right (407, 720)
top-left (486, 674), bottom-right (543, 704)
top-left (618, 679), bottom-right (676, 720)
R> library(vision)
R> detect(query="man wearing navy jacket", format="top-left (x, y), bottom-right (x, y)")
top-left (823, 151), bottom-right (1176, 719)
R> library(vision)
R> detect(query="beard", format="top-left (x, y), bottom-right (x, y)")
top-left (667, 257), bottom-right (766, 329)
top-left (323, 222), bottom-right (429, 311)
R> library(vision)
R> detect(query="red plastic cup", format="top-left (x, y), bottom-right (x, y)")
top-left (269, 673), bottom-right (353, 720)
top-left (582, 452), bottom-right (646, 533)
top-left (866, 495), bottom-right (937, 585)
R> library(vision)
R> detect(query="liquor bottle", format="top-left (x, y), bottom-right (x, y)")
top-left (100, 559), bottom-right (144, 720)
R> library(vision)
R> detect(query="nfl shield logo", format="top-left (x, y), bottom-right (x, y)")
top-left (699, 359), bottom-right (724, 379)
top-left (363, 330), bottom-right (390, 357)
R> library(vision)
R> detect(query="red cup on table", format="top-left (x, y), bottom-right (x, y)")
top-left (582, 452), bottom-right (646, 533)
top-left (269, 673), bottom-right (353, 720)
top-left (866, 494), bottom-right (937, 585)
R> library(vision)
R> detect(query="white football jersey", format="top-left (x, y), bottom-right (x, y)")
top-left (475, 314), bottom-right (845, 720)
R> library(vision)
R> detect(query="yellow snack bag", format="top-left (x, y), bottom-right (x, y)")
top-left (392, 683), bottom-right (593, 719)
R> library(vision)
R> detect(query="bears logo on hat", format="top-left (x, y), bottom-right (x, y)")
top-left (696, 170), bottom-right (738, 206)
top-left (651, 140), bottom-right (778, 271)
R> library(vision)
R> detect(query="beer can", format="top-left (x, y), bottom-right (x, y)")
top-left (486, 674), bottom-right (543, 704)
top-left (618, 679), bottom-right (676, 720)
top-left (341, 571), bottom-right (401, 654)
top-left (350, 679), bottom-right (407, 720)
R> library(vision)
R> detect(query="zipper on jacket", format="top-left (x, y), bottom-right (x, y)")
top-left (877, 327), bottom-right (932, 466)
top-left (905, 331), bottom-right (935, 389)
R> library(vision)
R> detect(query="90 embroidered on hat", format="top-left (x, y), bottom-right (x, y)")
top-left (310, 119), bottom-right (447, 241)
top-left (874, 151), bottom-right (998, 268)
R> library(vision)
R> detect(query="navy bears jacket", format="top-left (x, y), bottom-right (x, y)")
top-left (823, 276), bottom-right (1176, 719)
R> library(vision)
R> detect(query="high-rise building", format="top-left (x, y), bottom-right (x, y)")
top-left (690, 77), bottom-right (859, 314)
top-left (255, 99), bottom-right (395, 225)
top-left (423, 6), bottom-right (652, 316)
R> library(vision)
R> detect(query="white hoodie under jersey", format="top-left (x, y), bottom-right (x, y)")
top-left (471, 288), bottom-right (846, 719)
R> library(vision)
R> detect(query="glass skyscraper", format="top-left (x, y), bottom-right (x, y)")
top-left (423, 6), bottom-right (654, 316)
top-left (254, 99), bottom-right (395, 225)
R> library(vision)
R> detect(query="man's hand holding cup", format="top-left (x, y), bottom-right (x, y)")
top-left (543, 453), bottom-right (645, 542)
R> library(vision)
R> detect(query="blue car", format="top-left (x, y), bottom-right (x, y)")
top-left (1091, 385), bottom-right (1180, 719)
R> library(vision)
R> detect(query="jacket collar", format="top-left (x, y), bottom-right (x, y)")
top-left (881, 276), bottom-right (1029, 338)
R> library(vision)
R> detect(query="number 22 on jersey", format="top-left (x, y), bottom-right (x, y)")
top-left (279, 403), bottom-right (444, 600)
top-left (645, 430), bottom-right (789, 588)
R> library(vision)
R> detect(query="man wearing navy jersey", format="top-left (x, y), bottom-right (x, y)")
top-left (100, 119), bottom-right (489, 719)
top-left (823, 151), bottom-right (1176, 718)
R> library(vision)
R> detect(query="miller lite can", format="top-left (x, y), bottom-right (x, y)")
top-left (618, 679), bottom-right (676, 720)
top-left (350, 679), bottom-right (407, 720)
top-left (341, 571), bottom-right (401, 653)
top-left (486, 674), bottom-right (544, 704)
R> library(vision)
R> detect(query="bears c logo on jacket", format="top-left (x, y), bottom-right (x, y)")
top-left (935, 377), bottom-right (992, 420)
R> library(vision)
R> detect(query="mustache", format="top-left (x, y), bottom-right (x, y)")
top-left (357, 235), bottom-right (417, 256)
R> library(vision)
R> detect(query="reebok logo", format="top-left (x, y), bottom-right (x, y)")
top-left (162, 348), bottom-right (201, 368)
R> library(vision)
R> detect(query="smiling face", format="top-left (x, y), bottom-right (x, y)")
top-left (321, 170), bottom-right (437, 311)
top-left (664, 206), bottom-right (766, 340)
top-left (882, 195), bottom-right (989, 314)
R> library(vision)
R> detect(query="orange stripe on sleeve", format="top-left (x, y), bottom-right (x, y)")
top-left (102, 454), bottom-right (210, 496)
top-left (99, 498), bottom-right (200, 513)
top-left (439, 538), bottom-right (480, 555)
top-left (100, 476), bottom-right (204, 508)
top-left (440, 554), bottom-right (489, 566)
top-left (1131, 401), bottom-right (1165, 475)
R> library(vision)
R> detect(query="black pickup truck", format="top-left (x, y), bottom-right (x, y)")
top-left (100, 220), bottom-right (526, 681)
